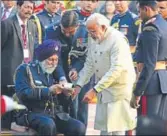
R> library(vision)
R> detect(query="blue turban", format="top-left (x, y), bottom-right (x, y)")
top-left (35, 39), bottom-right (61, 62)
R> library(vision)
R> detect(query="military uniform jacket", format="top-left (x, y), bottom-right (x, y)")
top-left (45, 24), bottom-right (73, 82)
top-left (70, 9), bottom-right (91, 72)
top-left (111, 10), bottom-right (138, 46)
top-left (31, 9), bottom-right (61, 45)
top-left (15, 62), bottom-right (71, 114)
top-left (134, 14), bottom-right (167, 96)
top-left (76, 27), bottom-right (137, 131)
top-left (36, 9), bottom-right (61, 30)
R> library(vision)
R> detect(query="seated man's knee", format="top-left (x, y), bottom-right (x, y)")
top-left (39, 118), bottom-right (56, 135)
top-left (74, 120), bottom-right (86, 135)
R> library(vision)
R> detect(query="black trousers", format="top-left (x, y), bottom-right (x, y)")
top-left (138, 94), bottom-right (167, 120)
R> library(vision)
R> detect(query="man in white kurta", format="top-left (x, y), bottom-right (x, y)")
top-left (70, 13), bottom-right (137, 135)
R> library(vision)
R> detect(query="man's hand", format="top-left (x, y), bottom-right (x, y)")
top-left (69, 69), bottom-right (78, 81)
top-left (49, 84), bottom-right (63, 95)
top-left (130, 94), bottom-right (141, 109)
top-left (82, 88), bottom-right (97, 103)
top-left (137, 63), bottom-right (144, 73)
top-left (71, 85), bottom-right (81, 100)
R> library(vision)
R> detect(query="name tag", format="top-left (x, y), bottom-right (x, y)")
top-left (23, 49), bottom-right (29, 58)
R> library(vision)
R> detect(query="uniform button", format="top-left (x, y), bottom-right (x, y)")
top-left (96, 70), bottom-right (99, 72)
top-left (95, 60), bottom-right (97, 63)
top-left (94, 51), bottom-right (97, 54)
top-left (100, 52), bottom-right (103, 55)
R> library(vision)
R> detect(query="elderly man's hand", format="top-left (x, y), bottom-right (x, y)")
top-left (69, 69), bottom-right (78, 81)
top-left (82, 88), bottom-right (97, 103)
top-left (71, 85), bottom-right (81, 100)
top-left (62, 88), bottom-right (74, 97)
top-left (130, 94), bottom-right (141, 109)
top-left (49, 84), bottom-right (63, 95)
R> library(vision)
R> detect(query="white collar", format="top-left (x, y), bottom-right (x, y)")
top-left (16, 13), bottom-right (27, 26)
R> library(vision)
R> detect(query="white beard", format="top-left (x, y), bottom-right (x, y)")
top-left (39, 61), bottom-right (57, 74)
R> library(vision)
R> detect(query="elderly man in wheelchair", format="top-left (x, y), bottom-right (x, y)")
top-left (13, 39), bottom-right (86, 136)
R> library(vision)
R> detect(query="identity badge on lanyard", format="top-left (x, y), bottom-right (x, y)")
top-left (23, 48), bottom-right (29, 58)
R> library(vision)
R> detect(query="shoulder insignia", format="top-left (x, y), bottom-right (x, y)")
top-left (143, 26), bottom-right (157, 31)
top-left (135, 19), bottom-right (142, 26)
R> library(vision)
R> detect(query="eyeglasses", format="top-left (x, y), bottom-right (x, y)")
top-left (87, 30), bottom-right (97, 35)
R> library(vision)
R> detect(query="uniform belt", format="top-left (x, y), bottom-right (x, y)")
top-left (155, 61), bottom-right (166, 70)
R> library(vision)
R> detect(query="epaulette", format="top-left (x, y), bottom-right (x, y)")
top-left (143, 25), bottom-right (157, 31)
top-left (135, 19), bottom-right (142, 26)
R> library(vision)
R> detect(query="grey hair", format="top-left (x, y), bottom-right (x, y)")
top-left (86, 13), bottom-right (110, 27)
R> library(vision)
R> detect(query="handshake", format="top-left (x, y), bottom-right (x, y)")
top-left (49, 83), bottom-right (81, 100)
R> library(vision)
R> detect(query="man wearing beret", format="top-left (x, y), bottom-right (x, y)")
top-left (131, 0), bottom-right (167, 121)
top-left (14, 39), bottom-right (86, 135)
